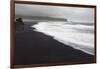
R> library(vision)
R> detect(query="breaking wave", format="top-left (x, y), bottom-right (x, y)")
top-left (31, 22), bottom-right (94, 55)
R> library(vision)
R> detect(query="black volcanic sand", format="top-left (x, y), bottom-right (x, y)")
top-left (15, 25), bottom-right (94, 65)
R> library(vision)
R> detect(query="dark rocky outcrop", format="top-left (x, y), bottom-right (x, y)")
top-left (15, 18), bottom-right (24, 31)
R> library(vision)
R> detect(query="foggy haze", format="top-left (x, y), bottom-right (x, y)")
top-left (15, 4), bottom-right (94, 23)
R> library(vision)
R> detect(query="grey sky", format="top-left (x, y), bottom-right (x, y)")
top-left (15, 4), bottom-right (94, 23)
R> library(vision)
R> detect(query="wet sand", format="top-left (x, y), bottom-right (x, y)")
top-left (15, 25), bottom-right (94, 65)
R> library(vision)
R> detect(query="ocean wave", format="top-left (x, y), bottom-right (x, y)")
top-left (31, 22), bottom-right (94, 55)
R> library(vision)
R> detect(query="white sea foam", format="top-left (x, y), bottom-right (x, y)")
top-left (31, 22), bottom-right (94, 55)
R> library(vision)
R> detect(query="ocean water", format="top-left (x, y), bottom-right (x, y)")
top-left (31, 22), bottom-right (94, 55)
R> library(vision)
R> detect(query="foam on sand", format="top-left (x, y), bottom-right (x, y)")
top-left (31, 22), bottom-right (94, 55)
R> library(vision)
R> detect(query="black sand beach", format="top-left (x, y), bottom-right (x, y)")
top-left (15, 24), bottom-right (94, 65)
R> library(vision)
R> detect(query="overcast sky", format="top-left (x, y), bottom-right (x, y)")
top-left (15, 4), bottom-right (94, 23)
